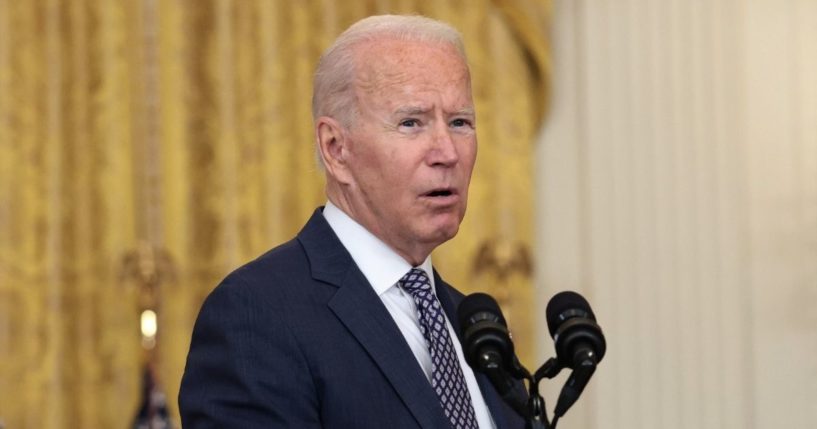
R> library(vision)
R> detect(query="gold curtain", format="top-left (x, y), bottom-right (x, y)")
top-left (0, 0), bottom-right (550, 427)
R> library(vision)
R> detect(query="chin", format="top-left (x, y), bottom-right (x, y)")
top-left (427, 222), bottom-right (461, 245)
top-left (414, 210), bottom-right (464, 244)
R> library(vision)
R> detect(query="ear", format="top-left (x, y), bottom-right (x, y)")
top-left (316, 116), bottom-right (353, 184)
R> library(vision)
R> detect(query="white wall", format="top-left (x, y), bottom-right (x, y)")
top-left (535, 1), bottom-right (817, 428)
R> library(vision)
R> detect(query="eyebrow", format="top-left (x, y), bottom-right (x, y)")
top-left (452, 108), bottom-right (476, 117)
top-left (393, 106), bottom-right (430, 116)
top-left (392, 106), bottom-right (475, 117)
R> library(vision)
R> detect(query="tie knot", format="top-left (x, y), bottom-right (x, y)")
top-left (399, 268), bottom-right (432, 297)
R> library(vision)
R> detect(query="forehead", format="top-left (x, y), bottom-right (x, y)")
top-left (352, 38), bottom-right (471, 98)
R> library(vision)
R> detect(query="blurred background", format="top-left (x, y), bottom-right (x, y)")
top-left (537, 1), bottom-right (816, 428)
top-left (0, 0), bottom-right (814, 428)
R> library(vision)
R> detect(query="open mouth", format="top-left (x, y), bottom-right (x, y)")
top-left (423, 188), bottom-right (456, 198)
top-left (426, 189), bottom-right (454, 197)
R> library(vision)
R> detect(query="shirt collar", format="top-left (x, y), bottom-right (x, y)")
top-left (322, 201), bottom-right (434, 296)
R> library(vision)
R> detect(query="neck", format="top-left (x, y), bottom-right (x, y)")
top-left (325, 192), bottom-right (433, 266)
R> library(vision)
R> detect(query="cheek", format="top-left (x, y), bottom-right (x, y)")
top-left (355, 155), bottom-right (410, 202)
top-left (347, 144), bottom-right (390, 185)
top-left (461, 140), bottom-right (478, 173)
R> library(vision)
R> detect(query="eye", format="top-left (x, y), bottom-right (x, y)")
top-left (450, 118), bottom-right (473, 128)
top-left (399, 119), bottom-right (420, 128)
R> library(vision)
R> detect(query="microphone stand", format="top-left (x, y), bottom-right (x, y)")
top-left (530, 354), bottom-right (598, 429)
top-left (516, 356), bottom-right (576, 429)
top-left (508, 358), bottom-right (554, 429)
top-left (529, 358), bottom-right (562, 428)
top-left (523, 373), bottom-right (549, 429)
top-left (494, 354), bottom-right (598, 429)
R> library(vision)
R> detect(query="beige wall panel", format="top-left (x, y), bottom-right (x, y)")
top-left (537, 0), bottom-right (817, 428)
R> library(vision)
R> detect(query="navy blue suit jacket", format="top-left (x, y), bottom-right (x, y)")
top-left (179, 208), bottom-right (526, 428)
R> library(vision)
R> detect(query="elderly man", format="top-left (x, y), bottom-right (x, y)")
top-left (179, 15), bottom-right (525, 429)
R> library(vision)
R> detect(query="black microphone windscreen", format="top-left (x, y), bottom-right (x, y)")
top-left (457, 292), bottom-right (506, 329)
top-left (546, 291), bottom-right (596, 337)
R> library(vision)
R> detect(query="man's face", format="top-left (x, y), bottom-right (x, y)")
top-left (339, 39), bottom-right (477, 264)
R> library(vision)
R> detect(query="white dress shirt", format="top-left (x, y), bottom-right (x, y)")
top-left (322, 202), bottom-right (496, 429)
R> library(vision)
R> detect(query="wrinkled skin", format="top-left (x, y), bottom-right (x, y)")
top-left (316, 38), bottom-right (477, 265)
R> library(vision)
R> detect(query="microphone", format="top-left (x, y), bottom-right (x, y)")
top-left (458, 293), bottom-right (529, 417)
top-left (545, 291), bottom-right (606, 418)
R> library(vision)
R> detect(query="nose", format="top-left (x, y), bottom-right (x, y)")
top-left (428, 122), bottom-right (459, 167)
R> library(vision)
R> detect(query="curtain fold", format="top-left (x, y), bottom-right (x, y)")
top-left (0, 1), bottom-right (550, 426)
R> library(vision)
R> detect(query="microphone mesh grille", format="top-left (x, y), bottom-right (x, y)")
top-left (457, 292), bottom-right (506, 328)
top-left (546, 291), bottom-right (595, 337)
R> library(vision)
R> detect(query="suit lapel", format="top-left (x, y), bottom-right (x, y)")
top-left (297, 209), bottom-right (450, 429)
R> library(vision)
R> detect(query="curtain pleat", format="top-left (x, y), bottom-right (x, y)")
top-left (0, 1), bottom-right (550, 426)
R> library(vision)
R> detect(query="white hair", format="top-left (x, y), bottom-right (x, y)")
top-left (311, 15), bottom-right (468, 127)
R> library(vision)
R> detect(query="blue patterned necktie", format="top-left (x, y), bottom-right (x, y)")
top-left (399, 268), bottom-right (479, 429)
